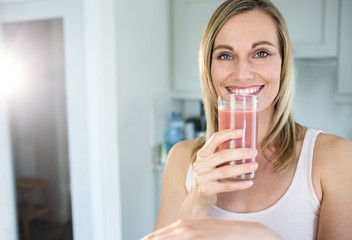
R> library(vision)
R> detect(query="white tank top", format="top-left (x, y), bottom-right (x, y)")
top-left (186, 128), bottom-right (321, 240)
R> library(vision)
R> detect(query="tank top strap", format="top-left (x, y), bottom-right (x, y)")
top-left (301, 128), bottom-right (323, 206)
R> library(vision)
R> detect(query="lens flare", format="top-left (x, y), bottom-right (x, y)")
top-left (0, 50), bottom-right (26, 99)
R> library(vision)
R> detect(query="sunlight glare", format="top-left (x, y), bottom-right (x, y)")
top-left (0, 51), bottom-right (26, 99)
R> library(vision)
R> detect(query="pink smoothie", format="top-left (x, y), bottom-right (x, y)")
top-left (218, 107), bottom-right (258, 164)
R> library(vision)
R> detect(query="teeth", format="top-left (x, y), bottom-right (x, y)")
top-left (231, 87), bottom-right (260, 94)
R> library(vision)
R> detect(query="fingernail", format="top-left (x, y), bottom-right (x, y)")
top-left (234, 129), bottom-right (243, 135)
top-left (243, 181), bottom-right (253, 187)
top-left (249, 149), bottom-right (257, 156)
top-left (249, 162), bottom-right (258, 169)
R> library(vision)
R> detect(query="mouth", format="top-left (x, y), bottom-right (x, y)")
top-left (225, 85), bottom-right (264, 95)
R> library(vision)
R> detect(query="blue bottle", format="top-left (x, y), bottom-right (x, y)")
top-left (165, 112), bottom-right (185, 153)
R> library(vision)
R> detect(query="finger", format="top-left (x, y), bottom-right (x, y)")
top-left (197, 129), bottom-right (243, 158)
top-left (193, 162), bottom-right (257, 189)
top-left (142, 221), bottom-right (193, 240)
top-left (193, 148), bottom-right (257, 173)
top-left (152, 228), bottom-right (194, 240)
top-left (142, 227), bottom-right (175, 239)
top-left (142, 221), bottom-right (178, 239)
top-left (200, 162), bottom-right (258, 181)
top-left (193, 180), bottom-right (254, 197)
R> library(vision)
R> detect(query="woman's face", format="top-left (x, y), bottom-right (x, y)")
top-left (211, 10), bottom-right (282, 112)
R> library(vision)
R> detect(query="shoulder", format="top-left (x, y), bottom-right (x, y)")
top-left (314, 132), bottom-right (352, 190)
top-left (155, 139), bottom-right (200, 228)
top-left (165, 139), bottom-right (197, 168)
top-left (163, 139), bottom-right (198, 181)
top-left (315, 133), bottom-right (352, 165)
top-left (313, 133), bottom-right (352, 237)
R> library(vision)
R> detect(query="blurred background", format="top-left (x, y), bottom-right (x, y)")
top-left (0, 0), bottom-right (351, 240)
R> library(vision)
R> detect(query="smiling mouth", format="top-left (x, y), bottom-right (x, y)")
top-left (226, 85), bottom-right (264, 95)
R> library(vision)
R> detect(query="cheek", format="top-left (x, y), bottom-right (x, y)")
top-left (210, 64), bottom-right (222, 84)
top-left (210, 63), bottom-right (226, 93)
top-left (266, 61), bottom-right (281, 90)
top-left (271, 69), bottom-right (281, 91)
top-left (211, 63), bottom-right (232, 83)
top-left (259, 63), bottom-right (281, 109)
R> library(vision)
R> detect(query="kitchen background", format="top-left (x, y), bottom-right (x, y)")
top-left (0, 0), bottom-right (351, 240)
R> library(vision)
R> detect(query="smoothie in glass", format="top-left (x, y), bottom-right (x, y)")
top-left (218, 94), bottom-right (258, 180)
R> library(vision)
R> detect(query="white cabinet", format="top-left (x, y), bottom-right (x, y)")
top-left (171, 0), bottom-right (340, 91)
top-left (336, 0), bottom-right (352, 101)
top-left (171, 0), bottom-right (224, 91)
top-left (272, 0), bottom-right (339, 58)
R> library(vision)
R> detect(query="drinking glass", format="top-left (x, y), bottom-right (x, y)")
top-left (218, 94), bottom-right (258, 181)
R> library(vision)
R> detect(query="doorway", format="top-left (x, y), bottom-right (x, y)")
top-left (3, 19), bottom-right (73, 240)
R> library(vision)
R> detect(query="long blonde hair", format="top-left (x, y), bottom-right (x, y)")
top-left (191, 0), bottom-right (300, 173)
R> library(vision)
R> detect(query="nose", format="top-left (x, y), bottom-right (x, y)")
top-left (230, 59), bottom-right (254, 82)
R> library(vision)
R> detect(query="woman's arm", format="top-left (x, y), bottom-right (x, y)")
top-left (155, 129), bottom-right (258, 229)
top-left (145, 217), bottom-right (282, 240)
top-left (315, 134), bottom-right (352, 239)
top-left (154, 140), bottom-right (193, 229)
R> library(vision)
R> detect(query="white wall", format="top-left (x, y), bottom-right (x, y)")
top-left (82, 0), bottom-right (123, 239)
top-left (115, 0), bottom-right (170, 239)
top-left (293, 59), bottom-right (352, 140)
top-left (0, 103), bottom-right (18, 240)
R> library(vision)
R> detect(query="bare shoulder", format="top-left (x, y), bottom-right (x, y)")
top-left (314, 133), bottom-right (352, 188)
top-left (315, 133), bottom-right (352, 164)
top-left (155, 139), bottom-right (198, 229)
top-left (164, 139), bottom-right (197, 178)
top-left (314, 134), bottom-right (352, 238)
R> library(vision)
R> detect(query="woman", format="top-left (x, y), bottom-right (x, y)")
top-left (144, 0), bottom-right (352, 239)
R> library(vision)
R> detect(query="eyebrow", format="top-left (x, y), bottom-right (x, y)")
top-left (252, 41), bottom-right (276, 48)
top-left (213, 45), bottom-right (233, 52)
top-left (213, 41), bottom-right (276, 52)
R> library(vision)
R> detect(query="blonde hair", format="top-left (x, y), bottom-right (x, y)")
top-left (191, 0), bottom-right (301, 173)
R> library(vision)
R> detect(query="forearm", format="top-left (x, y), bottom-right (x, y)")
top-left (175, 199), bottom-right (283, 239)
top-left (145, 217), bottom-right (283, 240)
top-left (242, 222), bottom-right (283, 240)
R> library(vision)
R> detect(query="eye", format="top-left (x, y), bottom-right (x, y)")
top-left (218, 53), bottom-right (233, 60)
top-left (255, 50), bottom-right (269, 58)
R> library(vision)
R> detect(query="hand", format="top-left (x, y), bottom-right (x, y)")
top-left (142, 217), bottom-right (282, 240)
top-left (177, 129), bottom-right (258, 218)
